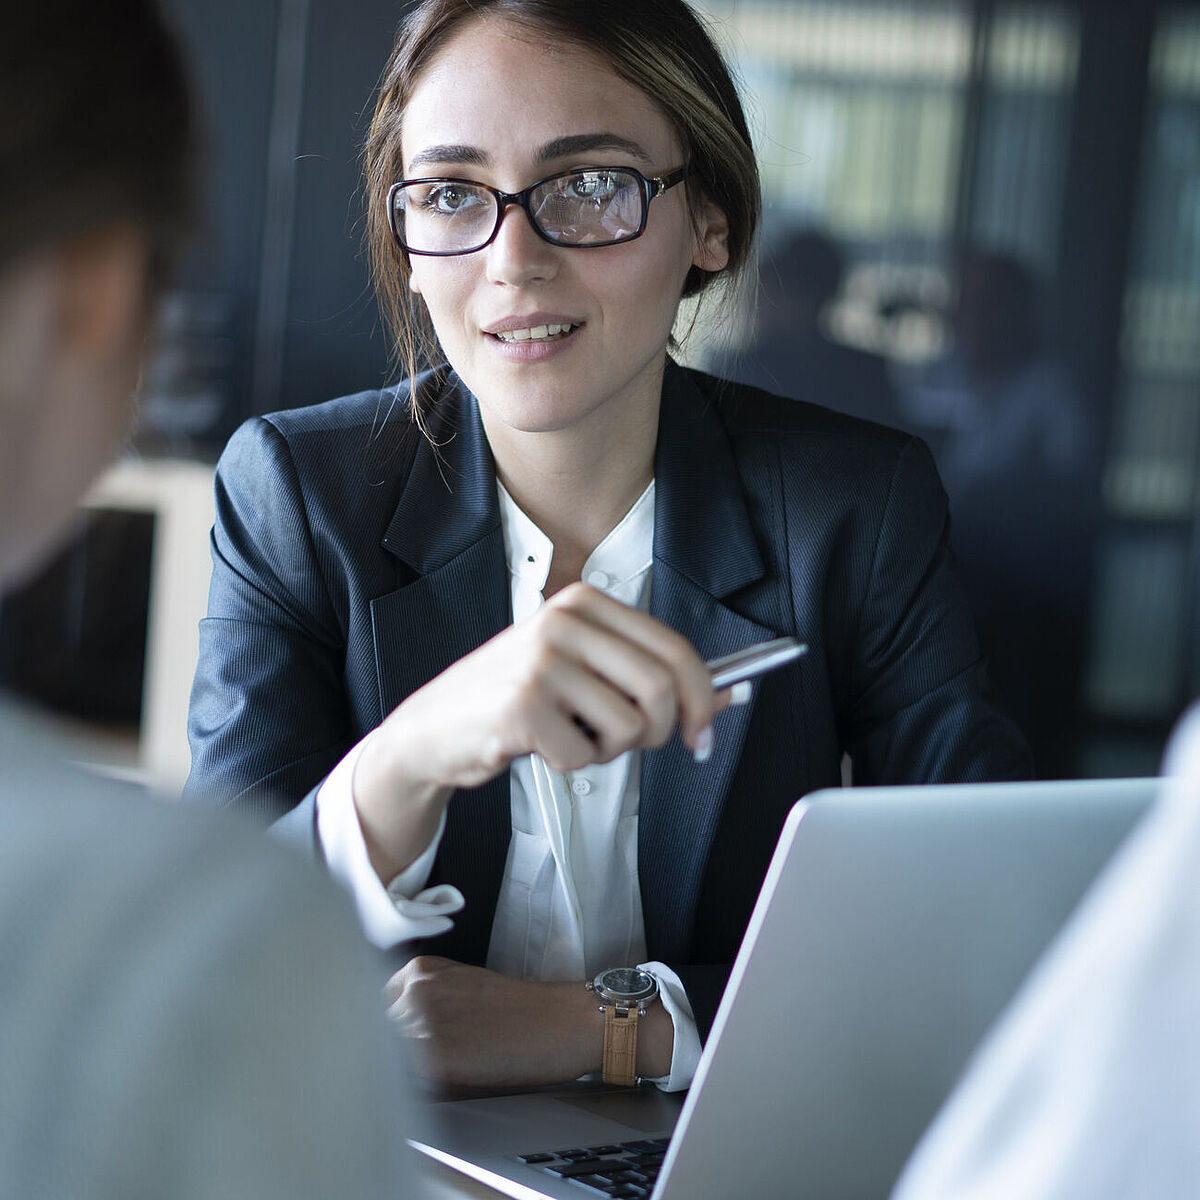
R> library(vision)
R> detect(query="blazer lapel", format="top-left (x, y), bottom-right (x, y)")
top-left (370, 380), bottom-right (511, 965)
top-left (640, 365), bottom-right (781, 963)
top-left (372, 378), bottom-right (509, 712)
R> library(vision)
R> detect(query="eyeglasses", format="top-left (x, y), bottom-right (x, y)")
top-left (387, 165), bottom-right (689, 257)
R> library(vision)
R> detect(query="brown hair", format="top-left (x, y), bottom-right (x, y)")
top-left (363, 0), bottom-right (760, 421)
top-left (0, 0), bottom-right (197, 283)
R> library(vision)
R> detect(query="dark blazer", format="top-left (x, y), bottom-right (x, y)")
top-left (186, 361), bottom-right (1031, 1034)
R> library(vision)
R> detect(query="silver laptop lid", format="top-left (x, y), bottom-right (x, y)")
top-left (657, 778), bottom-right (1157, 1200)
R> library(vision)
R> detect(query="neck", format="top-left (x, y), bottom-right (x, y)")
top-left (482, 383), bottom-right (661, 592)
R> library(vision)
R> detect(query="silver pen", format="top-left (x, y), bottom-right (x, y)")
top-left (707, 636), bottom-right (808, 689)
top-left (573, 636), bottom-right (807, 742)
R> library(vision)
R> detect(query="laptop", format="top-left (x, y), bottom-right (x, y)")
top-left (409, 778), bottom-right (1158, 1200)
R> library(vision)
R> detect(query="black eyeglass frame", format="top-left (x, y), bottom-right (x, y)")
top-left (386, 165), bottom-right (690, 256)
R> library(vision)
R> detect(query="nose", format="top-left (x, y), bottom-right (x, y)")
top-left (485, 201), bottom-right (559, 287)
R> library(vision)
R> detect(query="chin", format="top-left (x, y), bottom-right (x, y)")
top-left (497, 405), bottom-right (597, 437)
top-left (473, 384), bottom-right (595, 436)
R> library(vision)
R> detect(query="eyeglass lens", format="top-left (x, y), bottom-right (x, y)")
top-left (394, 168), bottom-right (647, 254)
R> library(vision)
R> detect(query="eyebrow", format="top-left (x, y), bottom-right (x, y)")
top-left (405, 144), bottom-right (488, 173)
top-left (536, 133), bottom-right (652, 164)
top-left (405, 132), bottom-right (652, 175)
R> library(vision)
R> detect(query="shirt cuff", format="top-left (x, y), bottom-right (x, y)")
top-left (638, 960), bottom-right (703, 1093)
top-left (315, 735), bottom-right (464, 950)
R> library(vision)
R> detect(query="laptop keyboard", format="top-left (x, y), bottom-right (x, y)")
top-left (513, 1136), bottom-right (671, 1197)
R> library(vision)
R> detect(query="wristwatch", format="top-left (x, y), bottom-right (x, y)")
top-left (586, 966), bottom-right (660, 1086)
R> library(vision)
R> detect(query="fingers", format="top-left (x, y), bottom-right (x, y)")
top-left (383, 954), bottom-right (448, 1006)
top-left (500, 651), bottom-right (650, 772)
top-left (536, 623), bottom-right (677, 751)
top-left (540, 584), bottom-right (722, 752)
top-left (366, 583), bottom-right (730, 816)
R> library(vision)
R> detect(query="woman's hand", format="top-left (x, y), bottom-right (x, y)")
top-left (384, 955), bottom-right (674, 1088)
top-left (353, 582), bottom-right (728, 880)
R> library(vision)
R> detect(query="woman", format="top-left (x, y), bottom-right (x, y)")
top-left (187, 0), bottom-right (1030, 1090)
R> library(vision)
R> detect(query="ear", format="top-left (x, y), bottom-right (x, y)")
top-left (692, 198), bottom-right (730, 274)
top-left (54, 226), bottom-right (148, 361)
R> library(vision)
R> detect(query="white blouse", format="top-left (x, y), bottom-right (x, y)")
top-left (315, 478), bottom-right (701, 1091)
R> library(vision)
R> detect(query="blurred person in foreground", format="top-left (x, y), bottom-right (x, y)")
top-left (0, 3), bottom-right (418, 1196)
top-left (891, 703), bottom-right (1200, 1198)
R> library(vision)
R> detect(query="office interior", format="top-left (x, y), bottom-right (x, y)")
top-left (1, 0), bottom-right (1197, 791)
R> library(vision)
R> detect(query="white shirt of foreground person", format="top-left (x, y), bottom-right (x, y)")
top-left (891, 705), bottom-right (1200, 1200)
top-left (0, 694), bottom-right (421, 1200)
top-left (318, 479), bottom-right (704, 1091)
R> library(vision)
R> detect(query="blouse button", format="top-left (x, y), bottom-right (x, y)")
top-left (571, 777), bottom-right (593, 797)
top-left (585, 569), bottom-right (610, 589)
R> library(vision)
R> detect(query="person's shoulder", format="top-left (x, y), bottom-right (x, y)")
top-left (223, 367), bottom-right (454, 468)
top-left (1163, 703), bottom-right (1200, 781)
top-left (0, 702), bottom-right (374, 1029)
top-left (263, 387), bottom-right (403, 439)
top-left (213, 369), bottom-right (465, 524)
top-left (680, 363), bottom-right (914, 456)
top-left (0, 700), bottom-right (341, 917)
top-left (0, 700), bottom-right (409, 1200)
top-left (673, 364), bottom-right (943, 528)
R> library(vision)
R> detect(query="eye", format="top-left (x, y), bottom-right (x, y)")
top-left (565, 170), bottom-right (624, 202)
top-left (418, 182), bottom-right (486, 216)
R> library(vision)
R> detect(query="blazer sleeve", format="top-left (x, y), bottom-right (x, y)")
top-left (184, 417), bottom-right (355, 823)
top-left (840, 434), bottom-right (1032, 784)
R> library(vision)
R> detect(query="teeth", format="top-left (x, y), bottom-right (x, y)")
top-left (496, 323), bottom-right (576, 343)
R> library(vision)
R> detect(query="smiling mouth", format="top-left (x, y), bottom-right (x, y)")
top-left (492, 322), bottom-right (579, 343)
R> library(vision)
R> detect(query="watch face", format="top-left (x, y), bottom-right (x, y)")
top-left (597, 967), bottom-right (657, 1000)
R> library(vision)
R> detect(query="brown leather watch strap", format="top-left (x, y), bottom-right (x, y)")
top-left (602, 1004), bottom-right (640, 1086)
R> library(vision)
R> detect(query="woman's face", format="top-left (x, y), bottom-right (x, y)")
top-left (401, 16), bottom-right (728, 445)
